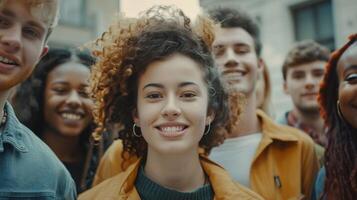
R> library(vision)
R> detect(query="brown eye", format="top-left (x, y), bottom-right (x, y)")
top-left (345, 73), bottom-right (357, 83)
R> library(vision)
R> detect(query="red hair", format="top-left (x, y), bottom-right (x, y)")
top-left (318, 33), bottom-right (357, 199)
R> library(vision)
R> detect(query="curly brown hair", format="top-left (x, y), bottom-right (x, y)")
top-left (282, 40), bottom-right (330, 81)
top-left (90, 6), bottom-right (230, 158)
top-left (318, 34), bottom-right (357, 199)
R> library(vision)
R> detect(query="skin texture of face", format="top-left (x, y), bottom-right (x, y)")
top-left (0, 1), bottom-right (48, 92)
top-left (212, 27), bottom-right (262, 96)
top-left (284, 60), bottom-right (326, 113)
top-left (337, 42), bottom-right (357, 129)
top-left (134, 53), bottom-right (213, 156)
top-left (43, 62), bottom-right (93, 137)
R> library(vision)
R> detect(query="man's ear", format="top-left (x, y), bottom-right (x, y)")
top-left (257, 58), bottom-right (265, 73)
top-left (40, 45), bottom-right (49, 59)
top-left (283, 81), bottom-right (289, 95)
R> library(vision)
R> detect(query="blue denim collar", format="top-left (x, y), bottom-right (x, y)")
top-left (0, 102), bottom-right (28, 153)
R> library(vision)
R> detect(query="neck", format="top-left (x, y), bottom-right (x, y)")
top-left (0, 91), bottom-right (10, 122)
top-left (42, 127), bottom-right (84, 163)
top-left (144, 148), bottom-right (205, 192)
top-left (292, 108), bottom-right (324, 134)
top-left (228, 94), bottom-right (261, 138)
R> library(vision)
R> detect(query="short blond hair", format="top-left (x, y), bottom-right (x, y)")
top-left (0, 0), bottom-right (60, 39)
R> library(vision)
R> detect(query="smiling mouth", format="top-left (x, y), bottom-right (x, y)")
top-left (61, 112), bottom-right (83, 121)
top-left (0, 55), bottom-right (19, 66)
top-left (155, 125), bottom-right (188, 137)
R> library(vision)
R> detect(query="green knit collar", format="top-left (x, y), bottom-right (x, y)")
top-left (135, 164), bottom-right (213, 200)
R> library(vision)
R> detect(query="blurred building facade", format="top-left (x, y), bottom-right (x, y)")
top-left (48, 0), bottom-right (356, 117)
top-left (49, 0), bottom-right (119, 48)
top-left (201, 0), bottom-right (357, 117)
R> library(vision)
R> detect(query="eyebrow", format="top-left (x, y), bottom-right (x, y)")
top-left (1, 8), bottom-right (46, 33)
top-left (142, 82), bottom-right (199, 90)
top-left (1, 9), bottom-right (16, 18)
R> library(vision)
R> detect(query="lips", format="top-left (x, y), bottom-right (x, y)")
top-left (0, 53), bottom-right (20, 73)
top-left (155, 124), bottom-right (188, 138)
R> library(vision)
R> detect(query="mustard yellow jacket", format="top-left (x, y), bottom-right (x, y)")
top-left (249, 110), bottom-right (319, 199)
top-left (80, 157), bottom-right (263, 199)
top-left (92, 110), bottom-right (319, 199)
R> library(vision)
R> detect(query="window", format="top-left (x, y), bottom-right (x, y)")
top-left (292, 0), bottom-right (334, 50)
top-left (59, 0), bottom-right (88, 27)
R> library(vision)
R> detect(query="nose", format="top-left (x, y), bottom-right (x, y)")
top-left (65, 91), bottom-right (82, 108)
top-left (161, 93), bottom-right (181, 120)
top-left (305, 73), bottom-right (317, 90)
top-left (224, 48), bottom-right (239, 68)
top-left (0, 25), bottom-right (21, 53)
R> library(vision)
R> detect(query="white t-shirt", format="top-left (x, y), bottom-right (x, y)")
top-left (209, 133), bottom-right (262, 188)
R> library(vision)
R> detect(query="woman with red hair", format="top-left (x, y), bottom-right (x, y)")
top-left (314, 34), bottom-right (357, 199)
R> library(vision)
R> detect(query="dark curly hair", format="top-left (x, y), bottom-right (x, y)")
top-left (318, 34), bottom-right (357, 199)
top-left (282, 40), bottom-right (330, 81)
top-left (89, 6), bottom-right (230, 158)
top-left (208, 7), bottom-right (262, 57)
top-left (12, 48), bottom-right (101, 192)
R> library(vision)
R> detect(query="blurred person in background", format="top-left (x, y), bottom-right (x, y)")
top-left (314, 34), bottom-right (357, 200)
top-left (208, 7), bottom-right (319, 199)
top-left (277, 40), bottom-right (330, 148)
top-left (12, 48), bottom-right (112, 193)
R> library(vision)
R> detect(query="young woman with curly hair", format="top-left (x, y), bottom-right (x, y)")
top-left (313, 34), bottom-right (357, 199)
top-left (79, 6), bottom-right (263, 200)
top-left (12, 48), bottom-right (112, 193)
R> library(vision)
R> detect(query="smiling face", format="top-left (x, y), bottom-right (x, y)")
top-left (134, 54), bottom-right (213, 155)
top-left (43, 62), bottom-right (93, 137)
top-left (284, 60), bottom-right (326, 113)
top-left (0, 1), bottom-right (48, 92)
top-left (212, 27), bottom-right (262, 96)
top-left (337, 42), bottom-right (357, 129)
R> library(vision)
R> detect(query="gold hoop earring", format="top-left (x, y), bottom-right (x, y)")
top-left (204, 123), bottom-right (211, 135)
top-left (132, 123), bottom-right (141, 137)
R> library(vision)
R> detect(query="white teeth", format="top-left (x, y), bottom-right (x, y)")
top-left (161, 126), bottom-right (184, 132)
top-left (0, 56), bottom-right (16, 65)
top-left (61, 113), bottom-right (81, 120)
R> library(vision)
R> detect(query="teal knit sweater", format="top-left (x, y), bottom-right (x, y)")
top-left (135, 165), bottom-right (213, 200)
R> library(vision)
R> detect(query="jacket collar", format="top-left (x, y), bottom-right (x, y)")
top-left (0, 102), bottom-right (28, 153)
top-left (257, 109), bottom-right (299, 142)
top-left (117, 156), bottom-right (250, 199)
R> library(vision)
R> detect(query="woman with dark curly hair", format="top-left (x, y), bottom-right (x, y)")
top-left (79, 6), bottom-right (263, 200)
top-left (12, 48), bottom-right (111, 193)
top-left (313, 34), bottom-right (357, 199)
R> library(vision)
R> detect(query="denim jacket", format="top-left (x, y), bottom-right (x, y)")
top-left (0, 102), bottom-right (77, 200)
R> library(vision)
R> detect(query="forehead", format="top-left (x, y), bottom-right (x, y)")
top-left (288, 60), bottom-right (326, 73)
top-left (48, 62), bottom-right (90, 81)
top-left (0, 0), bottom-right (54, 29)
top-left (338, 42), bottom-right (357, 70)
top-left (139, 54), bottom-right (205, 87)
top-left (213, 27), bottom-right (255, 47)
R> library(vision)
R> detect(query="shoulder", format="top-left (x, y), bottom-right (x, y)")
top-left (200, 157), bottom-right (264, 199)
top-left (78, 161), bottom-right (139, 200)
top-left (92, 139), bottom-right (139, 186)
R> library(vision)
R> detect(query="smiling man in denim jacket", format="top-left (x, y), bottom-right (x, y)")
top-left (0, 0), bottom-right (76, 199)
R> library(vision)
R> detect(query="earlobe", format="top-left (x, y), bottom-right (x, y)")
top-left (206, 112), bottom-right (215, 125)
top-left (132, 109), bottom-right (140, 126)
top-left (283, 81), bottom-right (289, 95)
top-left (40, 45), bottom-right (49, 59)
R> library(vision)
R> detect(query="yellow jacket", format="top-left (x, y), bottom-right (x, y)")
top-left (250, 110), bottom-right (319, 199)
top-left (80, 157), bottom-right (263, 199)
top-left (92, 110), bottom-right (319, 199)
